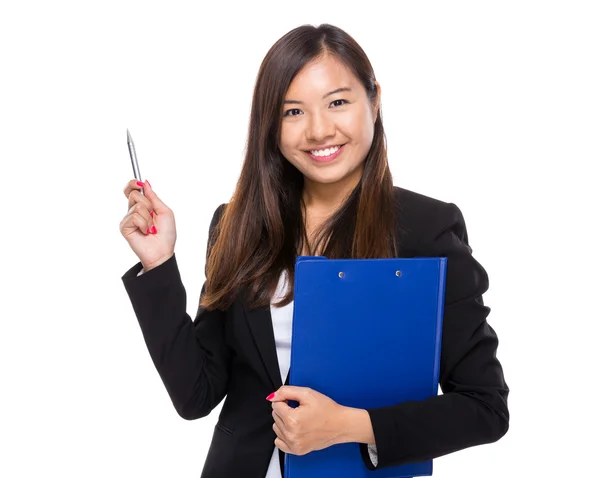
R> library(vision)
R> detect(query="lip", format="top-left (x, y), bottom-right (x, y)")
top-left (305, 144), bottom-right (345, 163)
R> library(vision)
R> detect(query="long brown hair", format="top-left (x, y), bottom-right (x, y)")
top-left (201, 24), bottom-right (399, 311)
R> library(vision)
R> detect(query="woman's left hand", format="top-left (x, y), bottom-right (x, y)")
top-left (268, 386), bottom-right (347, 455)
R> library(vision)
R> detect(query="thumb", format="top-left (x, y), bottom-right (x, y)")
top-left (268, 386), bottom-right (310, 403)
top-left (143, 180), bottom-right (168, 213)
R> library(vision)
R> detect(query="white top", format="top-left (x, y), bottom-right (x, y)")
top-left (265, 270), bottom-right (294, 478)
top-left (137, 267), bottom-right (378, 476)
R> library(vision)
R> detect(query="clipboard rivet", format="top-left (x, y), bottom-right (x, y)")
top-left (396, 270), bottom-right (402, 277)
top-left (338, 272), bottom-right (344, 278)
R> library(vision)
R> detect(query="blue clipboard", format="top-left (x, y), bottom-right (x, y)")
top-left (284, 256), bottom-right (447, 478)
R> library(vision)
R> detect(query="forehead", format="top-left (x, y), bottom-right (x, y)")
top-left (285, 55), bottom-right (360, 97)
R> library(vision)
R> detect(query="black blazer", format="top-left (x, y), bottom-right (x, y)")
top-left (121, 186), bottom-right (509, 477)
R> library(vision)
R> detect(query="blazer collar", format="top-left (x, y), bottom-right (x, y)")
top-left (244, 303), bottom-right (283, 391)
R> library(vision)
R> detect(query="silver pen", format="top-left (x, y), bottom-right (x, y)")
top-left (127, 129), bottom-right (144, 196)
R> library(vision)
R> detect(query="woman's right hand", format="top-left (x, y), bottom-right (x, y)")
top-left (120, 179), bottom-right (177, 272)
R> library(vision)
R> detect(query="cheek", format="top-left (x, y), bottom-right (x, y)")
top-left (279, 125), bottom-right (305, 167)
top-left (279, 123), bottom-right (299, 153)
top-left (338, 108), bottom-right (374, 143)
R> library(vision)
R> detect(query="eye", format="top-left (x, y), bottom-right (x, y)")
top-left (330, 99), bottom-right (348, 108)
top-left (283, 108), bottom-right (303, 117)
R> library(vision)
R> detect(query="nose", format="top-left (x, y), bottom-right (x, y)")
top-left (305, 111), bottom-right (335, 143)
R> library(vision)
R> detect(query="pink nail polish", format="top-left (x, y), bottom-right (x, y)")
top-left (146, 180), bottom-right (152, 188)
top-left (150, 211), bottom-right (154, 217)
top-left (266, 393), bottom-right (275, 401)
top-left (151, 225), bottom-right (157, 234)
top-left (145, 227), bottom-right (150, 234)
top-left (136, 181), bottom-right (144, 187)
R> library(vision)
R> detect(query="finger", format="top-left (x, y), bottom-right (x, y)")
top-left (123, 178), bottom-right (145, 199)
top-left (272, 401), bottom-right (291, 415)
top-left (272, 409), bottom-right (286, 429)
top-left (273, 422), bottom-right (290, 447)
top-left (122, 210), bottom-right (152, 235)
top-left (275, 437), bottom-right (292, 454)
top-left (127, 188), bottom-right (154, 214)
top-left (128, 201), bottom-right (153, 229)
top-left (141, 180), bottom-right (168, 214)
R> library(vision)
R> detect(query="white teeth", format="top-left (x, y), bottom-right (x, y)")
top-left (310, 145), bottom-right (340, 156)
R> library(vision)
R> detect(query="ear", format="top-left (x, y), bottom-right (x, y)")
top-left (372, 81), bottom-right (381, 122)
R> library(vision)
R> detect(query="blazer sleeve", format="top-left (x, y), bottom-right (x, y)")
top-left (121, 204), bottom-right (231, 420)
top-left (359, 202), bottom-right (509, 470)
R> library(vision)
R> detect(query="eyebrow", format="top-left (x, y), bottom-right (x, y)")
top-left (283, 87), bottom-right (352, 105)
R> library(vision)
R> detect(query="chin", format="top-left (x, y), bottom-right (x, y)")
top-left (304, 172), bottom-right (350, 185)
top-left (302, 162), bottom-right (364, 187)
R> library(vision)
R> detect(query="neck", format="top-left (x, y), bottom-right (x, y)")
top-left (302, 170), bottom-right (362, 214)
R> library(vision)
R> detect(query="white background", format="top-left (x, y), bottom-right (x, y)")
top-left (1, 0), bottom-right (598, 476)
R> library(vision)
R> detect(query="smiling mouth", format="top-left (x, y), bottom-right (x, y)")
top-left (305, 144), bottom-right (346, 162)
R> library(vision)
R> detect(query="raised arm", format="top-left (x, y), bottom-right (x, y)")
top-left (121, 204), bottom-right (232, 419)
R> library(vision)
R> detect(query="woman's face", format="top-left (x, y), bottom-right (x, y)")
top-left (278, 54), bottom-right (379, 190)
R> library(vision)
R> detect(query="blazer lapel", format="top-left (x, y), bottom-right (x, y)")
top-left (244, 304), bottom-right (283, 391)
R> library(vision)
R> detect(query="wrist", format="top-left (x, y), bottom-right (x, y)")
top-left (142, 252), bottom-right (173, 272)
top-left (336, 406), bottom-right (375, 445)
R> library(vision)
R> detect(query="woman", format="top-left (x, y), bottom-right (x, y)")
top-left (120, 24), bottom-right (509, 478)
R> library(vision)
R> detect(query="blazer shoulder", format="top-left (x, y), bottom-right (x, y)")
top-left (205, 202), bottom-right (228, 259)
top-left (393, 186), bottom-right (470, 254)
top-left (211, 203), bottom-right (228, 227)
